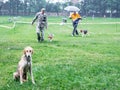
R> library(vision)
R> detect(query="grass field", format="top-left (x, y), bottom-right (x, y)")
top-left (0, 16), bottom-right (120, 90)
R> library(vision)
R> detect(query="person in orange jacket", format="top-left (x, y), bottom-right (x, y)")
top-left (69, 11), bottom-right (82, 36)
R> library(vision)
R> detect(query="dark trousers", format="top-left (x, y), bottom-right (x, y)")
top-left (72, 23), bottom-right (79, 36)
top-left (37, 33), bottom-right (41, 42)
top-left (36, 27), bottom-right (44, 42)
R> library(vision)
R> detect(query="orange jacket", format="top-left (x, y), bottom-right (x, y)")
top-left (70, 13), bottom-right (81, 21)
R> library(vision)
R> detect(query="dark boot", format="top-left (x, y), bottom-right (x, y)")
top-left (76, 30), bottom-right (79, 35)
top-left (72, 31), bottom-right (75, 36)
top-left (41, 37), bottom-right (44, 41)
top-left (37, 33), bottom-right (41, 42)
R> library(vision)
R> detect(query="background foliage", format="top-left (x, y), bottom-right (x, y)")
top-left (0, 0), bottom-right (120, 17)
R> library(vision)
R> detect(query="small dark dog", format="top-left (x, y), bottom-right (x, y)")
top-left (80, 30), bottom-right (89, 37)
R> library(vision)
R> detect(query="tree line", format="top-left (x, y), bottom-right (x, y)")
top-left (0, 0), bottom-right (119, 17)
top-left (80, 0), bottom-right (120, 17)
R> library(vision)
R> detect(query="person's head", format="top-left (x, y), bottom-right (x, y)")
top-left (73, 11), bottom-right (76, 15)
top-left (41, 8), bottom-right (45, 14)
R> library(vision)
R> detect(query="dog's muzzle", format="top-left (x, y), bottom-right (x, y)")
top-left (25, 55), bottom-right (31, 62)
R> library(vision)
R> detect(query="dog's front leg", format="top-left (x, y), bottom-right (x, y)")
top-left (19, 68), bottom-right (23, 84)
top-left (82, 33), bottom-right (84, 37)
top-left (29, 66), bottom-right (35, 84)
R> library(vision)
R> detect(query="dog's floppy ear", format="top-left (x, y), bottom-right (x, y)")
top-left (31, 49), bottom-right (33, 54)
top-left (24, 49), bottom-right (26, 55)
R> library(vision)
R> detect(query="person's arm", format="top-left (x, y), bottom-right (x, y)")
top-left (32, 13), bottom-right (38, 25)
top-left (69, 16), bottom-right (72, 19)
top-left (74, 14), bottom-right (82, 23)
top-left (69, 14), bottom-right (72, 19)
top-left (45, 16), bottom-right (48, 29)
top-left (43, 14), bottom-right (47, 29)
top-left (78, 13), bottom-right (82, 20)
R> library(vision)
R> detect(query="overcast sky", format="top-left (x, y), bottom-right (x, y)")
top-left (0, 0), bottom-right (8, 3)
top-left (2, 0), bottom-right (69, 3)
top-left (2, 0), bottom-right (81, 3)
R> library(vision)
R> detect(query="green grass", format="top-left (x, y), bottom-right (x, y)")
top-left (0, 16), bottom-right (120, 90)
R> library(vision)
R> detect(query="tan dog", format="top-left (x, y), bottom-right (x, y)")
top-left (48, 34), bottom-right (54, 42)
top-left (13, 46), bottom-right (35, 84)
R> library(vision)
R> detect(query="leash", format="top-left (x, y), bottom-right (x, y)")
top-left (0, 21), bottom-right (16, 29)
